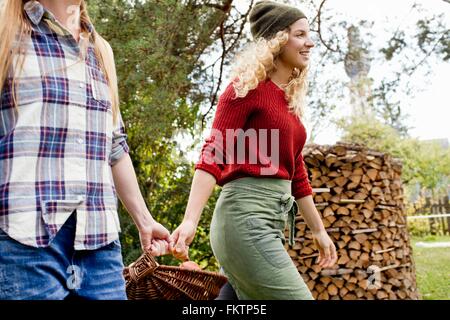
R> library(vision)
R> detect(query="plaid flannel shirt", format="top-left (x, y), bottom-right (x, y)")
top-left (0, 1), bottom-right (129, 250)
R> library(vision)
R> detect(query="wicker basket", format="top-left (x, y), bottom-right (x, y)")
top-left (123, 250), bottom-right (228, 300)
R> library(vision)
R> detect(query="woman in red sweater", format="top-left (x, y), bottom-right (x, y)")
top-left (170, 1), bottom-right (337, 299)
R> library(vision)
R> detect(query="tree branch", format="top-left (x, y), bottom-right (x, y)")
top-left (317, 0), bottom-right (339, 53)
top-left (407, 30), bottom-right (449, 76)
top-left (200, 0), bottom-right (254, 129)
top-left (203, 0), bottom-right (233, 13)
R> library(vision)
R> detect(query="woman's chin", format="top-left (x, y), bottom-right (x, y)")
top-left (293, 58), bottom-right (309, 70)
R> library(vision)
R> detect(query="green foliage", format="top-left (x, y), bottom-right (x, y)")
top-left (380, 32), bottom-right (407, 61)
top-left (412, 142), bottom-right (450, 194)
top-left (416, 17), bottom-right (450, 61)
top-left (87, 0), bottom-right (234, 269)
top-left (408, 219), bottom-right (433, 237)
top-left (338, 116), bottom-right (450, 196)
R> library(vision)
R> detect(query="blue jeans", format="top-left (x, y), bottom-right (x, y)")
top-left (0, 212), bottom-right (127, 300)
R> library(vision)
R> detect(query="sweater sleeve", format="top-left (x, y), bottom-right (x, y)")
top-left (195, 82), bottom-right (255, 182)
top-left (292, 152), bottom-right (313, 200)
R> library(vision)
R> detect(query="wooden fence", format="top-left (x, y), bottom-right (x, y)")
top-left (408, 196), bottom-right (450, 235)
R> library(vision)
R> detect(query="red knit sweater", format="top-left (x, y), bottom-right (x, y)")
top-left (195, 78), bottom-right (313, 199)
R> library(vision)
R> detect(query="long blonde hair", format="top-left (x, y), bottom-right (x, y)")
top-left (230, 29), bottom-right (309, 118)
top-left (0, 0), bottom-right (120, 123)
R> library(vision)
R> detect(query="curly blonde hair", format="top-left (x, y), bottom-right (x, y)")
top-left (230, 29), bottom-right (309, 118)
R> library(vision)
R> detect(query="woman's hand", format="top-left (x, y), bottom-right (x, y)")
top-left (312, 230), bottom-right (338, 268)
top-left (166, 170), bottom-right (216, 260)
top-left (138, 220), bottom-right (171, 253)
top-left (111, 154), bottom-right (172, 253)
top-left (149, 239), bottom-right (171, 256)
top-left (169, 220), bottom-right (198, 261)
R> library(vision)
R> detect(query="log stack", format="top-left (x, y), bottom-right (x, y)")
top-left (285, 142), bottom-right (419, 300)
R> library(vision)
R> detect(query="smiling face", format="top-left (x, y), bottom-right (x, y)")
top-left (277, 18), bottom-right (315, 70)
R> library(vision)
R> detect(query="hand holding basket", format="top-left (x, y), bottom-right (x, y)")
top-left (123, 246), bottom-right (228, 300)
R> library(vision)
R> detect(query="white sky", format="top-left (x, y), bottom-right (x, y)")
top-left (232, 0), bottom-right (450, 145)
top-left (309, 0), bottom-right (450, 144)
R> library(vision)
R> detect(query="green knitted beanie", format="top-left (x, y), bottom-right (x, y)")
top-left (249, 1), bottom-right (307, 40)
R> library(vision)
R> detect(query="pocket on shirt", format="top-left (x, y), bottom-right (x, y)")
top-left (15, 74), bottom-right (87, 108)
top-left (89, 67), bottom-right (112, 110)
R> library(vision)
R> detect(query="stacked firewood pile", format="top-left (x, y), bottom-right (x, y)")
top-left (285, 142), bottom-right (419, 300)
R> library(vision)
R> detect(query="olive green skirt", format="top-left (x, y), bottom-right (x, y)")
top-left (210, 177), bottom-right (313, 300)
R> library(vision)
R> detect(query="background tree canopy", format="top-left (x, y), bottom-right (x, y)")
top-left (86, 0), bottom-right (450, 269)
top-left (87, 0), bottom-right (252, 268)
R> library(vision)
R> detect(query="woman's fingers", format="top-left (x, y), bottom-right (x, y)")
top-left (319, 242), bottom-right (331, 268)
top-left (168, 223), bottom-right (194, 261)
top-left (149, 239), bottom-right (171, 256)
top-left (321, 244), bottom-right (337, 268)
top-left (159, 239), bottom-right (170, 255)
top-left (150, 240), bottom-right (161, 256)
top-left (149, 243), bottom-right (159, 256)
top-left (325, 245), bottom-right (331, 265)
top-left (155, 240), bottom-right (163, 255)
top-left (314, 234), bottom-right (338, 268)
top-left (318, 247), bottom-right (326, 267)
top-left (175, 231), bottom-right (188, 254)
top-left (330, 244), bottom-right (338, 265)
top-left (169, 229), bottom-right (180, 252)
top-left (323, 243), bottom-right (337, 268)
top-left (316, 238), bottom-right (329, 268)
top-left (174, 244), bottom-right (189, 261)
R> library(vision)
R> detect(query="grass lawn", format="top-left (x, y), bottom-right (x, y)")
top-left (411, 235), bottom-right (450, 300)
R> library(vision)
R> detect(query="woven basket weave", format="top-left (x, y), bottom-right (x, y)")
top-left (123, 250), bottom-right (228, 300)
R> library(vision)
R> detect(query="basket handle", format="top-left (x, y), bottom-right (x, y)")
top-left (149, 240), bottom-right (190, 262)
top-left (127, 250), bottom-right (160, 283)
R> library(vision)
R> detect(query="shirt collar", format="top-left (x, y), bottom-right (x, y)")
top-left (24, 0), bottom-right (46, 26)
top-left (24, 0), bottom-right (94, 37)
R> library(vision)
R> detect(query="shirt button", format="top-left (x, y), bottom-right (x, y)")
top-left (77, 138), bottom-right (84, 144)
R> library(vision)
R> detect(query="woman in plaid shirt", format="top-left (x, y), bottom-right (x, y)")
top-left (0, 0), bottom-right (170, 300)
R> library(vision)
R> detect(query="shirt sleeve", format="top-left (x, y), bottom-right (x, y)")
top-left (194, 82), bottom-right (255, 182)
top-left (109, 110), bottom-right (129, 166)
top-left (292, 152), bottom-right (313, 199)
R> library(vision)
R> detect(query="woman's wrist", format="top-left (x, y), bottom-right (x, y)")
top-left (182, 215), bottom-right (199, 228)
top-left (311, 226), bottom-right (327, 235)
top-left (183, 208), bottom-right (202, 227)
top-left (133, 210), bottom-right (156, 230)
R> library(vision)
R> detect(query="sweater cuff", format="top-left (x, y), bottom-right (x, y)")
top-left (292, 178), bottom-right (313, 200)
top-left (194, 163), bottom-right (221, 183)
